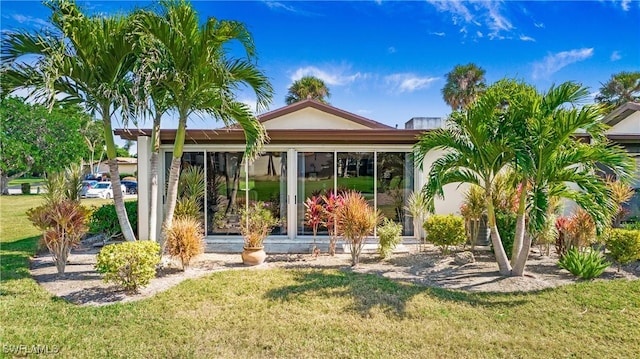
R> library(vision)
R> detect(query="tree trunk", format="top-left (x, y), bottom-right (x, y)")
top-left (163, 116), bottom-right (187, 232)
top-left (149, 152), bottom-right (159, 241)
top-left (511, 179), bottom-right (528, 265)
top-left (486, 189), bottom-right (512, 275)
top-left (0, 170), bottom-right (27, 195)
top-left (163, 156), bottom-right (182, 230)
top-left (101, 107), bottom-right (135, 241)
top-left (149, 114), bottom-right (161, 241)
top-left (512, 233), bottom-right (533, 276)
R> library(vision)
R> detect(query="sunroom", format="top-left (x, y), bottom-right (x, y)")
top-left (116, 99), bottom-right (462, 252)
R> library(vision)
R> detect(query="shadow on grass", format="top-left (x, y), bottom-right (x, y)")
top-left (264, 269), bottom-right (530, 318)
top-left (0, 235), bottom-right (38, 282)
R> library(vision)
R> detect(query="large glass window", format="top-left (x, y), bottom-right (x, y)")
top-left (377, 152), bottom-right (414, 236)
top-left (206, 152), bottom-right (246, 235)
top-left (248, 152), bottom-right (288, 235)
top-left (337, 152), bottom-right (375, 206)
top-left (297, 152), bottom-right (334, 235)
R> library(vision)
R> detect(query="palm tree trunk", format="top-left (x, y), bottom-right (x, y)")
top-left (512, 233), bottom-right (532, 276)
top-left (486, 189), bottom-right (511, 275)
top-left (511, 179), bottom-right (528, 265)
top-left (148, 113), bottom-right (161, 241)
top-left (101, 107), bottom-right (135, 241)
top-left (163, 116), bottom-right (187, 231)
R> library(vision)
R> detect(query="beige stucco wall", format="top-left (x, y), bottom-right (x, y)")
top-left (262, 107), bottom-right (371, 130)
top-left (419, 149), bottom-right (467, 216)
top-left (607, 111), bottom-right (640, 134)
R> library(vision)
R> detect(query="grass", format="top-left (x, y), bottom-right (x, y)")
top-left (1, 195), bottom-right (640, 358)
top-left (7, 177), bottom-right (44, 186)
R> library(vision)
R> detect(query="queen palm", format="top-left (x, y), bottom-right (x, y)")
top-left (509, 81), bottom-right (635, 275)
top-left (1, 0), bottom-right (137, 241)
top-left (133, 0), bottom-right (272, 230)
top-left (285, 76), bottom-right (330, 104)
top-left (415, 80), bottom-right (517, 275)
top-left (441, 63), bottom-right (486, 112)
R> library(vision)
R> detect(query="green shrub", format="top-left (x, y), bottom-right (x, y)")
top-left (558, 248), bottom-right (610, 280)
top-left (622, 222), bottom-right (640, 230)
top-left (89, 201), bottom-right (138, 238)
top-left (119, 173), bottom-right (135, 180)
top-left (605, 229), bottom-right (640, 270)
top-left (494, 211), bottom-right (516, 259)
top-left (95, 240), bottom-right (161, 293)
top-left (165, 217), bottom-right (204, 270)
top-left (424, 214), bottom-right (466, 255)
top-left (20, 183), bottom-right (30, 194)
top-left (174, 197), bottom-right (200, 220)
top-left (378, 218), bottom-right (403, 259)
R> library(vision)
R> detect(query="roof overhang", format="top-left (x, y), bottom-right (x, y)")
top-left (114, 128), bottom-right (425, 145)
top-left (603, 102), bottom-right (640, 127)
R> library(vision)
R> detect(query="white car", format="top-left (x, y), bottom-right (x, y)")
top-left (85, 182), bottom-right (126, 199)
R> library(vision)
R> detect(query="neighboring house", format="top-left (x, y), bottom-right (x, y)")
top-left (116, 100), bottom-right (640, 251)
top-left (602, 102), bottom-right (640, 220)
top-left (93, 157), bottom-right (138, 177)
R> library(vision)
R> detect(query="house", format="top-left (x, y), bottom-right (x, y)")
top-left (115, 100), bottom-right (640, 251)
top-left (93, 157), bottom-right (138, 177)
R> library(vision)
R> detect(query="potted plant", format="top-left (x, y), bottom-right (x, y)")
top-left (239, 201), bottom-right (280, 265)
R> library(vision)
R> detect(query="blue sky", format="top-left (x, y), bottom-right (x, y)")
top-left (1, 0), bottom-right (639, 132)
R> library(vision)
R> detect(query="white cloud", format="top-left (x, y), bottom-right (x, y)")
top-left (532, 48), bottom-right (594, 79)
top-left (290, 66), bottom-right (366, 86)
top-left (10, 13), bottom-right (49, 28)
top-left (388, 46), bottom-right (397, 54)
top-left (610, 51), bottom-right (622, 61)
top-left (534, 22), bottom-right (545, 28)
top-left (429, 31), bottom-right (446, 37)
top-left (385, 73), bottom-right (439, 93)
top-left (427, 0), bottom-right (514, 40)
top-left (264, 1), bottom-right (297, 13)
top-left (476, 31), bottom-right (483, 38)
top-left (621, 0), bottom-right (631, 11)
top-left (519, 35), bottom-right (535, 42)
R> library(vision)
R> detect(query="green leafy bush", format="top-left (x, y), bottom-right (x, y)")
top-left (89, 201), bottom-right (138, 238)
top-left (378, 218), bottom-right (403, 259)
top-left (20, 183), bottom-right (30, 194)
top-left (558, 248), bottom-right (610, 280)
top-left (95, 240), bottom-right (161, 293)
top-left (424, 214), bottom-right (466, 255)
top-left (174, 196), bottom-right (200, 220)
top-left (605, 229), bottom-right (640, 270)
top-left (494, 211), bottom-right (516, 259)
top-left (623, 222), bottom-right (640, 230)
top-left (165, 217), bottom-right (204, 270)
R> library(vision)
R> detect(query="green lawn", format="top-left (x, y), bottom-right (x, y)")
top-left (1, 195), bottom-right (640, 358)
top-left (7, 177), bottom-right (45, 186)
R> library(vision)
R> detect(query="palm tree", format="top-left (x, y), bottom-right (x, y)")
top-left (133, 0), bottom-right (272, 231)
top-left (1, 0), bottom-right (137, 241)
top-left (441, 63), bottom-right (486, 112)
top-left (510, 81), bottom-right (635, 275)
top-left (285, 76), bottom-right (330, 104)
top-left (595, 71), bottom-right (640, 113)
top-left (415, 80), bottom-right (517, 275)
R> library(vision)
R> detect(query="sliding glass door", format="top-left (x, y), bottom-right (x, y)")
top-left (297, 152), bottom-right (334, 235)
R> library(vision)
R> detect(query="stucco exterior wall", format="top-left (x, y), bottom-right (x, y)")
top-left (262, 107), bottom-right (371, 130)
top-left (607, 111), bottom-right (640, 134)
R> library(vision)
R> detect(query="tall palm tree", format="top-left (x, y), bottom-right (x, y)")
top-left (285, 76), bottom-right (330, 105)
top-left (441, 63), bottom-right (486, 112)
top-left (133, 0), bottom-right (273, 231)
top-left (415, 80), bottom-right (517, 275)
top-left (510, 81), bottom-right (635, 275)
top-left (1, 0), bottom-right (137, 241)
top-left (595, 71), bottom-right (640, 113)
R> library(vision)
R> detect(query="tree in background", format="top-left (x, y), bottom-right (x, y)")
top-left (285, 76), bottom-right (330, 105)
top-left (2, 0), bottom-right (137, 241)
top-left (595, 71), bottom-right (640, 113)
top-left (0, 97), bottom-right (88, 194)
top-left (441, 63), bottom-right (486, 112)
top-left (80, 119), bottom-right (106, 174)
